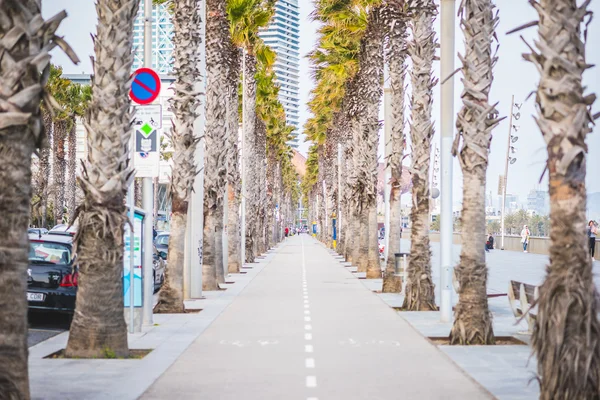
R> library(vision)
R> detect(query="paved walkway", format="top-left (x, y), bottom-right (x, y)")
top-left (142, 235), bottom-right (491, 400)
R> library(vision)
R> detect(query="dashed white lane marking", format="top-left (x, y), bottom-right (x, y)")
top-left (301, 236), bottom-right (317, 394)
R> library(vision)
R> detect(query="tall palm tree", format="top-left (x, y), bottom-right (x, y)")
top-left (0, 2), bottom-right (77, 394)
top-left (65, 0), bottom-right (138, 358)
top-left (203, 0), bottom-right (233, 290)
top-left (518, 0), bottom-right (600, 396)
top-left (66, 84), bottom-right (92, 223)
top-left (347, 5), bottom-right (384, 279)
top-left (50, 71), bottom-right (73, 225)
top-left (39, 65), bottom-right (67, 229)
top-left (382, 0), bottom-right (408, 292)
top-left (402, 0), bottom-right (437, 311)
top-left (228, 0), bottom-right (276, 263)
top-left (448, 0), bottom-right (500, 345)
top-left (155, 0), bottom-right (203, 313)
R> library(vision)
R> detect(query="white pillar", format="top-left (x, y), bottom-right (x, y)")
top-left (440, 0), bottom-right (455, 323)
top-left (186, 0), bottom-right (206, 299)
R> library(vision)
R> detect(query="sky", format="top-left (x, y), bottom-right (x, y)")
top-left (43, 0), bottom-right (600, 206)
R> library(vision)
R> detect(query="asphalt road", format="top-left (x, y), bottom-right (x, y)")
top-left (28, 312), bottom-right (70, 348)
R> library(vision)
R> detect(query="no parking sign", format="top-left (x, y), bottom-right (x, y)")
top-left (130, 68), bottom-right (161, 105)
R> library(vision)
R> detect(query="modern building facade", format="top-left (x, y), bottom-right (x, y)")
top-left (132, 3), bottom-right (174, 74)
top-left (259, 0), bottom-right (301, 147)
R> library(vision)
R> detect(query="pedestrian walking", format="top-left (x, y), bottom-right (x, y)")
top-left (520, 225), bottom-right (530, 253)
top-left (285, 226), bottom-right (289, 238)
top-left (588, 220), bottom-right (597, 260)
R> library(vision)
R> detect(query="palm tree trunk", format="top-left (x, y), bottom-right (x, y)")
top-left (203, 0), bottom-right (230, 289)
top-left (244, 53), bottom-right (258, 263)
top-left (226, 46), bottom-right (241, 273)
top-left (351, 8), bottom-right (384, 278)
top-left (0, 0), bottom-right (67, 384)
top-left (65, 0), bottom-right (138, 357)
top-left (53, 120), bottom-right (68, 225)
top-left (256, 120), bottom-right (267, 254)
top-left (66, 119), bottom-right (77, 223)
top-left (0, 123), bottom-right (35, 399)
top-left (524, 0), bottom-right (600, 397)
top-left (155, 0), bottom-right (202, 313)
top-left (40, 110), bottom-right (53, 228)
top-left (402, 1), bottom-right (437, 311)
top-left (448, 0), bottom-right (499, 345)
top-left (382, 2), bottom-right (408, 292)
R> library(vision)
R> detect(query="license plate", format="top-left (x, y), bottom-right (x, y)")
top-left (27, 292), bottom-right (45, 302)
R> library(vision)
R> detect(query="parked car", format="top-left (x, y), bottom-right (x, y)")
top-left (28, 235), bottom-right (166, 313)
top-left (155, 232), bottom-right (170, 260)
top-left (27, 235), bottom-right (77, 313)
top-left (28, 228), bottom-right (49, 238)
top-left (48, 224), bottom-right (77, 237)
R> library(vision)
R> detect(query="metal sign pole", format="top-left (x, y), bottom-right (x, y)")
top-left (142, 0), bottom-right (154, 326)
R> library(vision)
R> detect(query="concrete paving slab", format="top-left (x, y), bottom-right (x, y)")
top-left (28, 254), bottom-right (274, 400)
top-left (142, 236), bottom-right (491, 400)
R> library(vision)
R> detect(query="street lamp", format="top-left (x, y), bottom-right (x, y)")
top-left (500, 95), bottom-right (521, 250)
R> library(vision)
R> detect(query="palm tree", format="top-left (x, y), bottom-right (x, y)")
top-left (66, 84), bottom-right (92, 223)
top-left (0, 2), bottom-right (77, 394)
top-left (228, 0), bottom-right (276, 263)
top-left (382, 0), bottom-right (408, 292)
top-left (155, 0), bottom-right (203, 313)
top-left (65, 0), bottom-right (138, 358)
top-left (516, 0), bottom-right (600, 396)
top-left (203, 0), bottom-right (234, 290)
top-left (39, 65), bottom-right (68, 229)
top-left (401, 0), bottom-right (437, 311)
top-left (49, 71), bottom-right (73, 225)
top-left (347, 4), bottom-right (384, 279)
top-left (448, 0), bottom-right (500, 345)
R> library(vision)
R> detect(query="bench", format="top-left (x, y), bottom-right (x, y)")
top-left (508, 280), bottom-right (539, 333)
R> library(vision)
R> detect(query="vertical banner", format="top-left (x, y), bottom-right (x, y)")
top-left (332, 217), bottom-right (337, 249)
top-left (124, 211), bottom-right (143, 307)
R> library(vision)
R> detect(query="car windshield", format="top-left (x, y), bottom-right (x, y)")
top-left (156, 235), bottom-right (169, 246)
top-left (29, 242), bottom-right (72, 265)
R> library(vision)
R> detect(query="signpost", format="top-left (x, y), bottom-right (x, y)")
top-left (128, 64), bottom-right (162, 331)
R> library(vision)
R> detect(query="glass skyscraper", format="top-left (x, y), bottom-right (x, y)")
top-left (259, 0), bottom-right (301, 147)
top-left (132, 3), bottom-right (174, 74)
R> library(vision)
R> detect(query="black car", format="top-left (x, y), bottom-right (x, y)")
top-left (27, 235), bottom-right (77, 313)
top-left (27, 235), bottom-right (166, 313)
top-left (155, 232), bottom-right (169, 260)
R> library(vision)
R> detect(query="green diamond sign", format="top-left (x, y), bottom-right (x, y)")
top-left (140, 123), bottom-right (153, 137)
